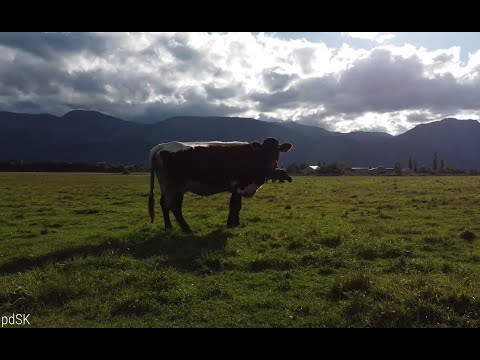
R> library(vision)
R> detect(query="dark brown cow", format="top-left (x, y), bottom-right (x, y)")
top-left (148, 138), bottom-right (293, 233)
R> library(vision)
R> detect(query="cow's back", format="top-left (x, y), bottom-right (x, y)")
top-left (156, 143), bottom-right (261, 181)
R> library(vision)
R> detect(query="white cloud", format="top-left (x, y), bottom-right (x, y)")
top-left (341, 32), bottom-right (395, 43)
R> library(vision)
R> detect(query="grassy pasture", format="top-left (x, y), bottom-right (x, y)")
top-left (1, 172), bottom-right (480, 327)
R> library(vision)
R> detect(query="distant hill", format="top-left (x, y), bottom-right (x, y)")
top-left (393, 118), bottom-right (480, 167)
top-left (0, 110), bottom-right (479, 168)
top-left (345, 131), bottom-right (394, 143)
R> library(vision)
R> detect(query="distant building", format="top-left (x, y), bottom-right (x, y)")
top-left (344, 166), bottom-right (399, 175)
top-left (345, 167), bottom-right (370, 175)
top-left (368, 167), bottom-right (396, 175)
top-left (300, 165), bottom-right (320, 175)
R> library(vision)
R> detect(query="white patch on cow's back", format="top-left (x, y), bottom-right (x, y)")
top-left (237, 183), bottom-right (263, 198)
top-left (150, 141), bottom-right (249, 160)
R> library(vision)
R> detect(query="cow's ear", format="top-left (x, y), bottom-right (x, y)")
top-left (251, 142), bottom-right (262, 150)
top-left (279, 143), bottom-right (293, 152)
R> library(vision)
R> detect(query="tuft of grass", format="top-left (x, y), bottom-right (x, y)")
top-left (72, 209), bottom-right (100, 215)
top-left (460, 230), bottom-right (476, 242)
top-left (320, 235), bottom-right (342, 248)
top-left (249, 257), bottom-right (294, 272)
top-left (441, 294), bottom-right (480, 319)
top-left (330, 273), bottom-right (372, 300)
top-left (197, 253), bottom-right (227, 274)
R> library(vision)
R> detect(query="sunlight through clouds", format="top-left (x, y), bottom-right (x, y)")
top-left (1, 32), bottom-right (480, 134)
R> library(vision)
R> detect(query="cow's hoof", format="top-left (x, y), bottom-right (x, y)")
top-left (182, 227), bottom-right (193, 234)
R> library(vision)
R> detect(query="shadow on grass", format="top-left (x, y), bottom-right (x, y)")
top-left (0, 228), bottom-right (230, 274)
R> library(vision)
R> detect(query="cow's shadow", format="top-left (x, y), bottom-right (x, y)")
top-left (130, 228), bottom-right (230, 271)
top-left (0, 228), bottom-right (230, 274)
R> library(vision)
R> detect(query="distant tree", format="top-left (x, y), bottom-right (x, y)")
top-left (408, 156), bottom-right (413, 170)
top-left (316, 161), bottom-right (346, 175)
top-left (286, 163), bottom-right (299, 174)
top-left (419, 166), bottom-right (429, 174)
top-left (414, 158), bottom-right (418, 173)
top-left (337, 161), bottom-right (347, 173)
top-left (117, 164), bottom-right (126, 173)
top-left (433, 152), bottom-right (438, 171)
top-left (440, 159), bottom-right (444, 170)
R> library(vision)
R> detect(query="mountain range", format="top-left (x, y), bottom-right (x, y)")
top-left (1, 110), bottom-right (480, 168)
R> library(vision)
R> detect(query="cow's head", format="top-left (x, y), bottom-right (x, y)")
top-left (251, 137), bottom-right (293, 174)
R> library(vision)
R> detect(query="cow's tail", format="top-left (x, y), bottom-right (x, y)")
top-left (148, 157), bottom-right (156, 224)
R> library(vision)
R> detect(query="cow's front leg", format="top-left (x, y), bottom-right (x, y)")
top-left (227, 192), bottom-right (242, 228)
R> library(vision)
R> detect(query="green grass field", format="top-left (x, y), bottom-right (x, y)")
top-left (1, 172), bottom-right (480, 327)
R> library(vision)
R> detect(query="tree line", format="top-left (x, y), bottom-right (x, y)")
top-left (285, 152), bottom-right (480, 176)
top-left (0, 160), bottom-right (147, 173)
top-left (407, 153), bottom-right (478, 174)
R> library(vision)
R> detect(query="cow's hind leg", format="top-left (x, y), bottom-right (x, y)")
top-left (171, 192), bottom-right (192, 233)
top-left (227, 193), bottom-right (242, 228)
top-left (160, 194), bottom-right (173, 231)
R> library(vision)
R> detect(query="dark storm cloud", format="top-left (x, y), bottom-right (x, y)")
top-left (406, 112), bottom-right (437, 123)
top-left (0, 32), bottom-right (110, 60)
top-left (123, 78), bottom-right (246, 122)
top-left (203, 83), bottom-right (240, 100)
top-left (152, 33), bottom-right (229, 80)
top-left (0, 85), bottom-right (18, 96)
top-left (0, 56), bottom-right (151, 110)
top-left (3, 100), bottom-right (47, 114)
top-left (251, 49), bottom-right (480, 118)
top-left (336, 50), bottom-right (480, 114)
top-left (67, 70), bottom-right (108, 95)
top-left (291, 111), bottom-right (336, 131)
top-left (0, 54), bottom-right (63, 95)
top-left (131, 100), bottom-right (247, 123)
top-left (250, 75), bottom-right (337, 112)
top-left (0, 33), bottom-right (190, 107)
top-left (250, 88), bottom-right (300, 111)
top-left (331, 50), bottom-right (478, 114)
top-left (160, 33), bottom-right (202, 62)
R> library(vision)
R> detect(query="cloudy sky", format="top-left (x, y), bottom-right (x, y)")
top-left (2, 32), bottom-right (480, 135)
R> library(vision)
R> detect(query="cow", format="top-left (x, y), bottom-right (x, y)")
top-left (267, 168), bottom-right (292, 183)
top-left (148, 138), bottom-right (293, 233)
